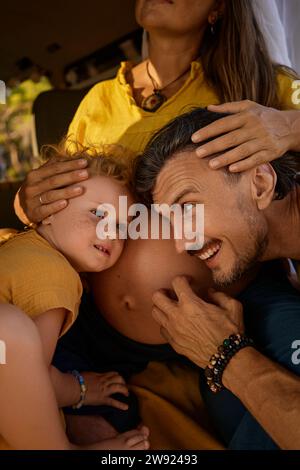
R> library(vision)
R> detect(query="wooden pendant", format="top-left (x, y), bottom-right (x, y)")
top-left (141, 90), bottom-right (167, 112)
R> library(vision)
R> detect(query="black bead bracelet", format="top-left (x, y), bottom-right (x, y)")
top-left (205, 333), bottom-right (254, 393)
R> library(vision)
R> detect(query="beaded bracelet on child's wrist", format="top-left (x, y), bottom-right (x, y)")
top-left (71, 369), bottom-right (87, 409)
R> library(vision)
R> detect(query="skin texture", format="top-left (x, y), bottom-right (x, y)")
top-left (135, 0), bottom-right (216, 36)
top-left (89, 215), bottom-right (253, 345)
top-left (35, 176), bottom-right (135, 410)
top-left (10, 0), bottom-right (300, 448)
top-left (38, 175), bottom-right (134, 273)
top-left (153, 151), bottom-right (300, 279)
top-left (193, 101), bottom-right (300, 172)
top-left (0, 177), bottom-right (151, 449)
top-left (149, 149), bottom-right (300, 449)
top-left (153, 151), bottom-right (271, 287)
top-left (0, 304), bottom-right (149, 450)
top-left (17, 0), bottom-right (300, 225)
top-left (89, 230), bottom-right (213, 344)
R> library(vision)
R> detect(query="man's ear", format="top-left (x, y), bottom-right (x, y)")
top-left (250, 164), bottom-right (277, 210)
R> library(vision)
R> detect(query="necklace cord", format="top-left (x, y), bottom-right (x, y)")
top-left (146, 60), bottom-right (191, 92)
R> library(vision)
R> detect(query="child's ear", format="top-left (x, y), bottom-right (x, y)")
top-left (41, 215), bottom-right (54, 225)
top-left (250, 164), bottom-right (277, 210)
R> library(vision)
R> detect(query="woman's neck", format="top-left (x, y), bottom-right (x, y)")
top-left (129, 30), bottom-right (204, 105)
top-left (147, 31), bottom-right (203, 86)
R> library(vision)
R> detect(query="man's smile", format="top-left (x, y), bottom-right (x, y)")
top-left (193, 239), bottom-right (222, 267)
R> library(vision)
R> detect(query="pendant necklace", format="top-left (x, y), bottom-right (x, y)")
top-left (141, 61), bottom-right (191, 112)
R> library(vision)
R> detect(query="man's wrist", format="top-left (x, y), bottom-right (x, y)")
top-left (205, 334), bottom-right (254, 393)
top-left (222, 346), bottom-right (256, 393)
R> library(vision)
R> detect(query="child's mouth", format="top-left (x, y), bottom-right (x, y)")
top-left (94, 244), bottom-right (110, 257)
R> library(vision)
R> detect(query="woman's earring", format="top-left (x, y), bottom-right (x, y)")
top-left (209, 14), bottom-right (218, 35)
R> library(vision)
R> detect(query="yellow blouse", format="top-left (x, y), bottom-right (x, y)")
top-left (0, 230), bottom-right (82, 336)
top-left (67, 61), bottom-right (300, 156)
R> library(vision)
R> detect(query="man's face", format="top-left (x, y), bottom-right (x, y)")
top-left (153, 151), bottom-right (269, 286)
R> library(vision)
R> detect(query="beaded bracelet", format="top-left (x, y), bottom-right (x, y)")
top-left (205, 333), bottom-right (254, 393)
top-left (71, 370), bottom-right (87, 409)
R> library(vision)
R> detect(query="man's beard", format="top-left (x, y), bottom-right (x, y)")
top-left (212, 222), bottom-right (269, 288)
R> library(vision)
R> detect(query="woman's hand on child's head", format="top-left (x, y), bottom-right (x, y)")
top-left (192, 100), bottom-right (292, 173)
top-left (19, 157), bottom-right (89, 223)
top-left (82, 371), bottom-right (130, 410)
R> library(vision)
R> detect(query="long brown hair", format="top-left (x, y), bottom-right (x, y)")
top-left (200, 0), bottom-right (298, 108)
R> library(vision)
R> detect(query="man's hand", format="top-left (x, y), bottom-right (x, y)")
top-left (152, 276), bottom-right (244, 368)
top-left (17, 157), bottom-right (89, 224)
top-left (192, 100), bottom-right (297, 172)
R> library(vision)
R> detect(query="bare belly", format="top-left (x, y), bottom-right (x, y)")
top-left (89, 237), bottom-right (213, 344)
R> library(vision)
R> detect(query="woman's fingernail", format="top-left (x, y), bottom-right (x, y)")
top-left (209, 159), bottom-right (219, 169)
top-left (230, 165), bottom-right (238, 172)
top-left (196, 148), bottom-right (206, 157)
top-left (78, 170), bottom-right (88, 178)
top-left (73, 186), bottom-right (83, 194)
top-left (58, 200), bottom-right (67, 208)
top-left (78, 159), bottom-right (87, 166)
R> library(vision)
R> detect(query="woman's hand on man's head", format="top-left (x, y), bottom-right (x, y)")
top-left (17, 157), bottom-right (89, 223)
top-left (192, 100), bottom-right (296, 173)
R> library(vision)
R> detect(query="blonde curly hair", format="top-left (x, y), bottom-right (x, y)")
top-left (40, 141), bottom-right (133, 187)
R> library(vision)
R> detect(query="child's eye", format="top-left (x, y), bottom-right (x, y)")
top-left (90, 209), bottom-right (105, 218)
top-left (117, 223), bottom-right (128, 234)
top-left (183, 203), bottom-right (195, 212)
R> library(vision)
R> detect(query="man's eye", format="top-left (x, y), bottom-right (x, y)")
top-left (90, 209), bottom-right (105, 218)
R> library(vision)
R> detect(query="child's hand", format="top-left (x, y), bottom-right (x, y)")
top-left (81, 371), bottom-right (129, 410)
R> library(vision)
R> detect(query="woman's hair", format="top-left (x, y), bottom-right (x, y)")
top-left (200, 0), bottom-right (298, 108)
top-left (40, 142), bottom-right (131, 185)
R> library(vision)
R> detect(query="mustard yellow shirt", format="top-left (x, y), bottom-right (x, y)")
top-left (0, 230), bottom-right (82, 336)
top-left (67, 61), bottom-right (300, 156)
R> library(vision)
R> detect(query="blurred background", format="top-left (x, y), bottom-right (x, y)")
top-left (0, 0), bottom-right (299, 229)
top-left (0, 0), bottom-right (141, 184)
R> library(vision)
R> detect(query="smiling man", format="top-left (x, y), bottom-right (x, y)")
top-left (134, 107), bottom-right (300, 449)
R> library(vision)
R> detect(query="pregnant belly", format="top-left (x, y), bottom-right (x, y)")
top-left (88, 237), bottom-right (213, 344)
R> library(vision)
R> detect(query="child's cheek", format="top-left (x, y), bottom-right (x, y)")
top-left (71, 214), bottom-right (97, 234)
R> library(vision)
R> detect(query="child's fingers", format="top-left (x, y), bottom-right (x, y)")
top-left (119, 429), bottom-right (150, 449)
top-left (126, 434), bottom-right (149, 449)
top-left (99, 372), bottom-right (126, 384)
top-left (138, 425), bottom-right (150, 438)
top-left (105, 374), bottom-right (126, 385)
top-left (106, 383), bottom-right (129, 396)
top-left (104, 397), bottom-right (129, 410)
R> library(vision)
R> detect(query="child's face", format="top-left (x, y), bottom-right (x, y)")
top-left (45, 176), bottom-right (134, 272)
